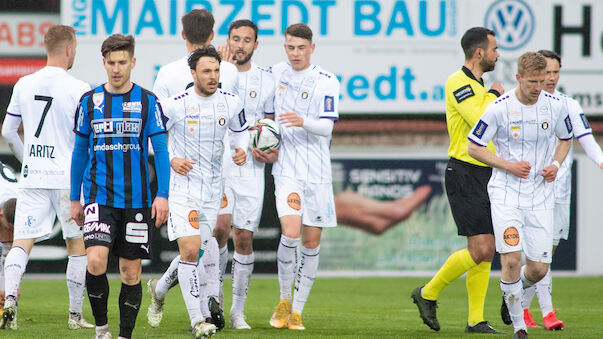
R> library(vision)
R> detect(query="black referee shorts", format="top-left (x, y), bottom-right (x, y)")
top-left (445, 158), bottom-right (494, 236)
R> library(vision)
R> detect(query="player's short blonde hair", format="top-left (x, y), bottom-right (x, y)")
top-left (517, 52), bottom-right (547, 76)
top-left (44, 25), bottom-right (75, 55)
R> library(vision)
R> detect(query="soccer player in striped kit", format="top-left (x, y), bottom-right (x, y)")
top-left (70, 34), bottom-right (170, 339)
top-left (268, 23), bottom-right (339, 330)
top-left (0, 25), bottom-right (93, 331)
top-left (468, 52), bottom-right (573, 339)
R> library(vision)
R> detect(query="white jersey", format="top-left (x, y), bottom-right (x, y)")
top-left (162, 88), bottom-right (248, 201)
top-left (6, 66), bottom-right (90, 189)
top-left (468, 89), bottom-right (573, 210)
top-left (271, 62), bottom-right (339, 183)
top-left (0, 162), bottom-right (18, 206)
top-left (229, 62), bottom-right (275, 177)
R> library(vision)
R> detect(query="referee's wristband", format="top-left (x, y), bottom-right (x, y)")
top-left (552, 160), bottom-right (560, 169)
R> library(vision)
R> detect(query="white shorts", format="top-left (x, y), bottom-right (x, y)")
top-left (167, 194), bottom-right (220, 244)
top-left (553, 202), bottom-right (570, 246)
top-left (218, 176), bottom-right (265, 232)
top-left (274, 176), bottom-right (337, 228)
top-left (13, 188), bottom-right (82, 240)
top-left (491, 204), bottom-right (553, 263)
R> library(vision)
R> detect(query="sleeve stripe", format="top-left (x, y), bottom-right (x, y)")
top-left (468, 137), bottom-right (488, 147)
top-left (6, 112), bottom-right (21, 117)
top-left (576, 132), bottom-right (592, 139)
top-left (230, 126), bottom-right (250, 133)
top-left (148, 130), bottom-right (167, 138)
top-left (74, 130), bottom-right (88, 137)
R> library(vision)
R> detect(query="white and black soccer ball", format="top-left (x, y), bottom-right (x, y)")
top-left (249, 118), bottom-right (281, 152)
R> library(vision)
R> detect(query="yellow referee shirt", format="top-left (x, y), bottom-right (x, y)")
top-left (445, 66), bottom-right (499, 166)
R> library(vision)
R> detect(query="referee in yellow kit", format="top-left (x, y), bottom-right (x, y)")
top-left (411, 27), bottom-right (505, 334)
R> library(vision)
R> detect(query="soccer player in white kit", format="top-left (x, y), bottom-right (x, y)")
top-left (268, 23), bottom-right (339, 331)
top-left (0, 25), bottom-right (93, 331)
top-left (159, 46), bottom-right (249, 338)
top-left (148, 9), bottom-right (239, 331)
top-left (0, 162), bottom-right (18, 315)
top-left (520, 50), bottom-right (603, 330)
top-left (467, 52), bottom-right (573, 339)
top-left (213, 19), bottom-right (276, 330)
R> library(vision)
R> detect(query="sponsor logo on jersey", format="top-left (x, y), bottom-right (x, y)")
top-left (26, 216), bottom-right (36, 227)
top-left (154, 104), bottom-right (165, 129)
top-left (324, 96), bottom-right (334, 112)
top-left (186, 118), bottom-right (198, 133)
top-left (580, 113), bottom-right (590, 129)
top-left (221, 193), bottom-right (228, 208)
top-left (122, 101), bottom-right (142, 112)
top-left (287, 192), bottom-right (301, 210)
top-left (188, 210), bottom-right (199, 229)
top-left (564, 116), bottom-right (573, 133)
top-left (511, 125), bottom-right (521, 139)
top-left (185, 106), bottom-right (199, 114)
top-left (484, 0), bottom-right (534, 51)
top-left (453, 84), bottom-right (475, 103)
top-left (238, 109), bottom-right (246, 127)
top-left (84, 203), bottom-right (99, 223)
top-left (23, 164), bottom-right (28, 178)
top-left (84, 222), bottom-right (111, 234)
top-left (472, 120), bottom-right (488, 138)
top-left (503, 226), bottom-right (520, 246)
top-left (28, 144), bottom-right (55, 158)
top-left (93, 142), bottom-right (142, 152)
top-left (92, 118), bottom-right (142, 138)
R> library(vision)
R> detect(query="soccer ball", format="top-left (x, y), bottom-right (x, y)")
top-left (249, 118), bottom-right (281, 152)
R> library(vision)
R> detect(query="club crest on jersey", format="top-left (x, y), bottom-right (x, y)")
top-left (218, 117), bottom-right (226, 126)
top-left (324, 96), bottom-right (334, 112)
top-left (301, 92), bottom-right (309, 100)
top-left (249, 90), bottom-right (257, 98)
top-left (511, 125), bottom-right (521, 139)
top-left (122, 101), bottom-right (142, 112)
top-left (93, 93), bottom-right (104, 108)
top-left (540, 120), bottom-right (550, 131)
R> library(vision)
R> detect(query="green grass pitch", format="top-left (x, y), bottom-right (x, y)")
top-left (1, 276), bottom-right (601, 338)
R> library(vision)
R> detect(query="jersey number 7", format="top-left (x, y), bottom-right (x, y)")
top-left (34, 95), bottom-right (53, 138)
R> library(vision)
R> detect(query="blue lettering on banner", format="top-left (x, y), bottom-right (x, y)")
top-left (92, 0), bottom-right (129, 34)
top-left (252, 0), bottom-right (275, 35)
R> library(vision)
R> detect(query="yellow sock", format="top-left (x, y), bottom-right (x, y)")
top-left (466, 261), bottom-right (492, 325)
top-left (422, 248), bottom-right (476, 301)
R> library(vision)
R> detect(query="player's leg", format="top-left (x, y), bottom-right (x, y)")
top-left (1, 189), bottom-right (54, 330)
top-left (118, 257), bottom-right (143, 339)
top-left (215, 187), bottom-right (234, 307)
top-left (465, 233), bottom-right (496, 331)
top-left (176, 235), bottom-right (209, 330)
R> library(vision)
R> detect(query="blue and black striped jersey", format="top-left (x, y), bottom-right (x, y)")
top-left (73, 83), bottom-right (167, 208)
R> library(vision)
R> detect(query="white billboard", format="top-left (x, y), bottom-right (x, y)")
top-left (0, 13), bottom-right (59, 56)
top-left (60, 0), bottom-right (603, 114)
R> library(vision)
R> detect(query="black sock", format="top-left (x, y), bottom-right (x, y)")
top-left (86, 270), bottom-right (109, 326)
top-left (118, 282), bottom-right (142, 338)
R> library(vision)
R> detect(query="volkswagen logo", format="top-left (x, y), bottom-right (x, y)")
top-left (484, 0), bottom-right (535, 50)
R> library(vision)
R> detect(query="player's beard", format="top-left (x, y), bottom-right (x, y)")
top-left (235, 49), bottom-right (254, 65)
top-left (196, 82), bottom-right (217, 97)
top-left (481, 57), bottom-right (496, 72)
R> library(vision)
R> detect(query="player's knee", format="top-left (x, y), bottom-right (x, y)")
top-left (301, 238), bottom-right (320, 249)
top-left (180, 247), bottom-right (199, 262)
top-left (87, 254), bottom-right (107, 274)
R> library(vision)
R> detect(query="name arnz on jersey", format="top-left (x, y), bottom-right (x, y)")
top-left (28, 144), bottom-right (54, 158)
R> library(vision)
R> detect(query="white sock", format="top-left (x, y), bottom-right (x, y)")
top-left (66, 254), bottom-right (87, 314)
top-left (3, 246), bottom-right (28, 297)
top-left (155, 255), bottom-right (180, 300)
top-left (203, 237), bottom-right (220, 300)
top-left (0, 241), bottom-right (11, 291)
top-left (218, 245), bottom-right (228, 305)
top-left (520, 265), bottom-right (535, 289)
top-left (230, 252), bottom-right (254, 315)
top-left (522, 285), bottom-right (536, 310)
top-left (292, 246), bottom-right (319, 315)
top-left (535, 267), bottom-right (553, 316)
top-left (277, 235), bottom-right (300, 302)
top-left (501, 279), bottom-right (526, 333)
top-left (197, 259), bottom-right (210, 319)
top-left (178, 260), bottom-right (204, 327)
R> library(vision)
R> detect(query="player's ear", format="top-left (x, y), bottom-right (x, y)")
top-left (181, 30), bottom-right (187, 41)
top-left (515, 73), bottom-right (520, 82)
top-left (131, 57), bottom-right (136, 69)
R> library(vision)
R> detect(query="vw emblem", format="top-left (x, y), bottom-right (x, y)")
top-left (484, 0), bottom-right (534, 51)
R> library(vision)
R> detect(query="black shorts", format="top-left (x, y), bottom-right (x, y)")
top-left (82, 203), bottom-right (153, 260)
top-left (445, 158), bottom-right (493, 236)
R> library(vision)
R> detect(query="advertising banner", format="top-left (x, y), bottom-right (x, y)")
top-left (0, 13), bottom-right (59, 56)
top-left (60, 0), bottom-right (603, 114)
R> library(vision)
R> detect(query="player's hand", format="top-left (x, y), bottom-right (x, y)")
top-left (217, 43), bottom-right (234, 64)
top-left (151, 196), bottom-right (169, 227)
top-left (507, 160), bottom-right (531, 179)
top-left (252, 147), bottom-right (279, 163)
top-left (599, 162), bottom-right (603, 170)
top-left (541, 164), bottom-right (559, 182)
top-left (232, 146), bottom-right (247, 165)
top-left (279, 112), bottom-right (304, 127)
top-left (171, 158), bottom-right (195, 176)
top-left (71, 201), bottom-right (84, 226)
top-left (491, 82), bottom-right (504, 94)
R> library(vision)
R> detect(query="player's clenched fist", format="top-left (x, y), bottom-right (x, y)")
top-left (507, 160), bottom-right (531, 179)
top-left (171, 158), bottom-right (195, 176)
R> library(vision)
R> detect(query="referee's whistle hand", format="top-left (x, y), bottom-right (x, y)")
top-left (152, 197), bottom-right (169, 227)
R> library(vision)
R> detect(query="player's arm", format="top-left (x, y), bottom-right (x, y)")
top-left (542, 112), bottom-right (575, 181)
top-left (148, 99), bottom-right (170, 226)
top-left (70, 133), bottom-right (89, 226)
top-left (447, 77), bottom-right (502, 127)
top-left (569, 101), bottom-right (603, 168)
top-left (1, 113), bottom-right (23, 162)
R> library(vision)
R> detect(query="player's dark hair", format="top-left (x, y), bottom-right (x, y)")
top-left (44, 25), bottom-right (75, 54)
top-left (101, 34), bottom-right (135, 58)
top-left (182, 9), bottom-right (215, 45)
top-left (461, 27), bottom-right (495, 60)
top-left (517, 52), bottom-right (547, 75)
top-left (285, 23), bottom-right (312, 42)
top-left (229, 19), bottom-right (258, 41)
top-left (188, 45), bottom-right (221, 70)
top-left (538, 49), bottom-right (562, 68)
top-left (2, 198), bottom-right (16, 226)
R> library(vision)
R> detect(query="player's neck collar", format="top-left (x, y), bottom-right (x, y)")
top-left (461, 66), bottom-right (484, 87)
